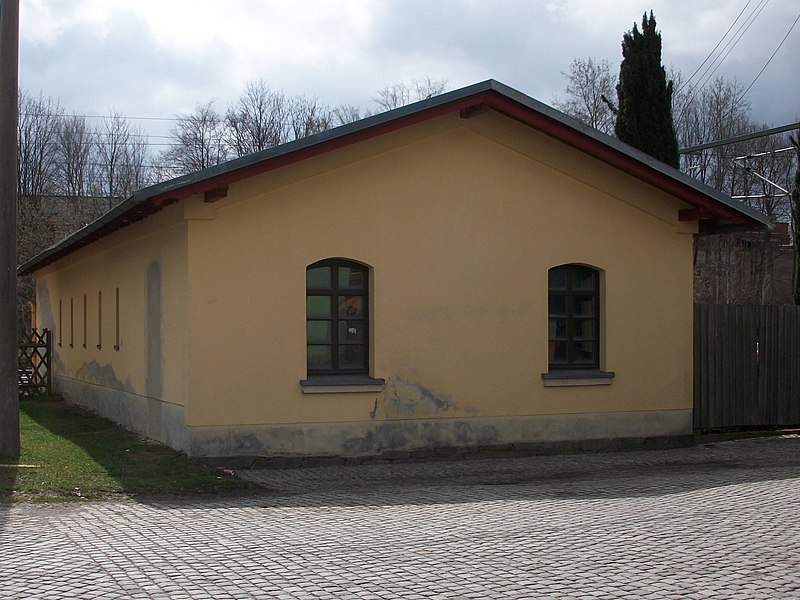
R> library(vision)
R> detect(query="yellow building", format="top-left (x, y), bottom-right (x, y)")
top-left (20, 81), bottom-right (769, 458)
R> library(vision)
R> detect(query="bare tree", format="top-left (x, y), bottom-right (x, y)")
top-left (660, 71), bottom-right (797, 304)
top-left (161, 101), bottom-right (228, 176)
top-left (115, 123), bottom-right (150, 199)
top-left (94, 112), bottom-right (131, 206)
top-left (412, 76), bottom-right (449, 101)
top-left (17, 90), bottom-right (60, 198)
top-left (288, 95), bottom-right (332, 140)
top-left (689, 122), bottom-right (796, 304)
top-left (17, 91), bottom-right (62, 266)
top-left (553, 58), bottom-right (617, 135)
top-left (675, 76), bottom-right (753, 193)
top-left (224, 80), bottom-right (290, 156)
top-left (16, 92), bottom-right (70, 340)
top-left (331, 104), bottom-right (362, 126)
top-left (92, 112), bottom-right (152, 205)
top-left (372, 77), bottom-right (448, 112)
top-left (57, 113), bottom-right (95, 197)
top-left (373, 83), bottom-right (414, 112)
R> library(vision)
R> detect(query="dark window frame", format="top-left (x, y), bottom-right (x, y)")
top-left (306, 258), bottom-right (369, 377)
top-left (548, 264), bottom-right (600, 370)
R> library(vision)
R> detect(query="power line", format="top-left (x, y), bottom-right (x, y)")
top-left (678, 0), bottom-right (754, 92)
top-left (738, 11), bottom-right (800, 101)
top-left (691, 0), bottom-right (770, 94)
top-left (679, 121), bottom-right (800, 153)
top-left (41, 140), bottom-right (182, 148)
top-left (20, 111), bottom-right (179, 122)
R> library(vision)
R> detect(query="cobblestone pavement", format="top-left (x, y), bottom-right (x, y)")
top-left (1, 435), bottom-right (799, 599)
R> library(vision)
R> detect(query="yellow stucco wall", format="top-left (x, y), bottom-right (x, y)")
top-left (34, 206), bottom-right (190, 410)
top-left (33, 108), bottom-right (698, 454)
top-left (181, 110), bottom-right (696, 428)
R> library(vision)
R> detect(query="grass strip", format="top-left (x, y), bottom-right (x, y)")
top-left (0, 397), bottom-right (258, 503)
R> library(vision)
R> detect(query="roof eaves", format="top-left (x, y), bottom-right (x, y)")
top-left (17, 82), bottom-right (500, 276)
top-left (18, 79), bottom-right (769, 275)
top-left (479, 83), bottom-right (771, 229)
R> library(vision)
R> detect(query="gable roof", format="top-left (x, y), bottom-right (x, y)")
top-left (19, 79), bottom-right (770, 276)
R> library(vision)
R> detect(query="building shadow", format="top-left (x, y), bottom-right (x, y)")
top-left (8, 397), bottom-right (260, 506)
top-left (137, 435), bottom-right (800, 510)
top-left (9, 395), bottom-right (800, 511)
top-left (0, 445), bottom-right (19, 536)
top-left (0, 461), bottom-right (18, 501)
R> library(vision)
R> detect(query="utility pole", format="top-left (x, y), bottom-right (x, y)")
top-left (0, 0), bottom-right (20, 458)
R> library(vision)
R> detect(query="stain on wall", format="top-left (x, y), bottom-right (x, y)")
top-left (36, 281), bottom-right (54, 332)
top-left (35, 281), bottom-right (65, 373)
top-left (75, 360), bottom-right (135, 392)
top-left (145, 261), bottom-right (163, 399)
top-left (371, 376), bottom-right (477, 420)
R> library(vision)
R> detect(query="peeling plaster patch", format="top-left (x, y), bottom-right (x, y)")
top-left (369, 398), bottom-right (378, 420)
top-left (231, 433), bottom-right (266, 454)
top-left (452, 421), bottom-right (500, 446)
top-left (75, 360), bottom-right (135, 393)
top-left (340, 424), bottom-right (410, 456)
top-left (185, 410), bottom-right (694, 458)
top-left (375, 376), bottom-right (467, 420)
top-left (191, 426), bottom-right (303, 457)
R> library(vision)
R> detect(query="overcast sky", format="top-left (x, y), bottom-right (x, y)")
top-left (19, 0), bottom-right (800, 145)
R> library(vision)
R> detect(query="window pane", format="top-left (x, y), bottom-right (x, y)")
top-left (306, 267), bottom-right (331, 289)
top-left (572, 341), bottom-right (595, 364)
top-left (573, 270), bottom-right (596, 291)
top-left (339, 320), bottom-right (365, 342)
top-left (548, 295), bottom-right (567, 316)
top-left (307, 296), bottom-right (331, 318)
top-left (573, 295), bottom-right (594, 317)
top-left (549, 318), bottom-right (568, 339)
top-left (307, 321), bottom-right (331, 344)
top-left (307, 345), bottom-right (332, 370)
top-left (339, 344), bottom-right (365, 370)
top-left (339, 295), bottom-right (364, 318)
top-left (574, 318), bottom-right (594, 340)
top-left (548, 268), bottom-right (566, 289)
top-left (549, 341), bottom-right (567, 364)
top-left (338, 266), bottom-right (364, 289)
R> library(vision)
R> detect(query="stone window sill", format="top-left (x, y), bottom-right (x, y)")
top-left (541, 369), bottom-right (615, 387)
top-left (300, 375), bottom-right (386, 394)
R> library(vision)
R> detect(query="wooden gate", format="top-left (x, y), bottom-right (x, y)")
top-left (694, 304), bottom-right (800, 431)
top-left (18, 328), bottom-right (52, 397)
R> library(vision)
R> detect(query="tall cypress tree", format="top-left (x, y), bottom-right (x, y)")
top-left (615, 11), bottom-right (679, 168)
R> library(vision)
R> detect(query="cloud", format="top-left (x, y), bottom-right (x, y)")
top-left (18, 0), bottom-right (800, 128)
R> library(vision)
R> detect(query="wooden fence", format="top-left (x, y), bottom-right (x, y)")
top-left (18, 328), bottom-right (52, 398)
top-left (694, 304), bottom-right (800, 431)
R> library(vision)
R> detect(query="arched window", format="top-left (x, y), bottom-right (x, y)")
top-left (306, 259), bottom-right (368, 376)
top-left (548, 265), bottom-right (599, 370)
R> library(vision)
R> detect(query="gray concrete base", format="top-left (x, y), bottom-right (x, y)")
top-left (55, 375), bottom-right (190, 453)
top-left (50, 376), bottom-right (692, 460)
top-left (188, 409), bottom-right (693, 458)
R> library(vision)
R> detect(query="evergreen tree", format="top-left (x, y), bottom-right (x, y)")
top-left (615, 11), bottom-right (679, 168)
